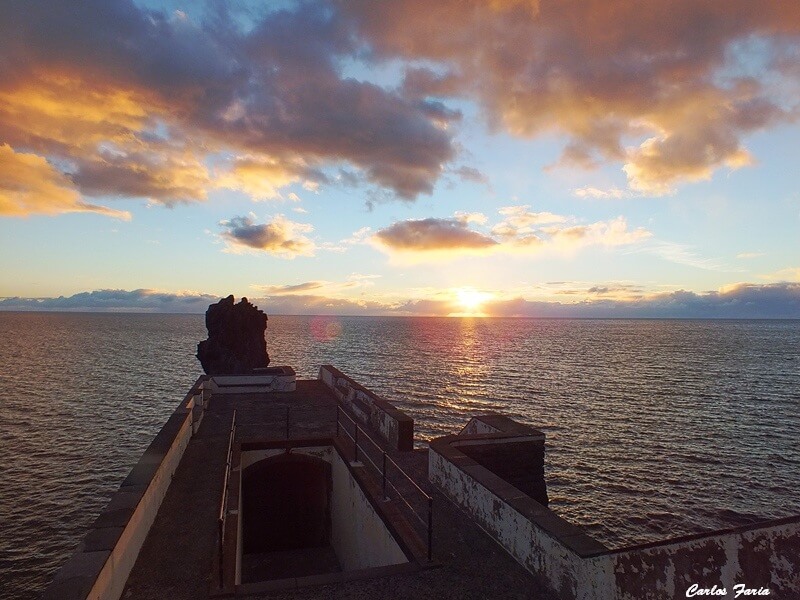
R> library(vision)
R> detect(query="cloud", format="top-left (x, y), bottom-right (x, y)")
top-left (573, 187), bottom-right (633, 200)
top-left (70, 149), bottom-right (211, 204)
top-left (737, 252), bottom-right (765, 259)
top-left (215, 156), bottom-right (325, 201)
top-left (0, 0), bottom-right (458, 214)
top-left (491, 205), bottom-right (568, 240)
top-left (374, 208), bottom-right (651, 259)
top-left (220, 214), bottom-right (315, 258)
top-left (760, 267), bottom-right (800, 282)
top-left (373, 217), bottom-right (498, 254)
top-left (342, 0), bottom-right (800, 193)
top-left (0, 289), bottom-right (216, 312)
top-left (395, 283), bottom-right (800, 319)
top-left (254, 282), bottom-right (328, 295)
top-left (319, 226), bottom-right (373, 253)
top-left (636, 241), bottom-right (730, 272)
top-left (251, 294), bottom-right (394, 316)
top-left (3, 282), bottom-right (798, 318)
top-left (0, 144), bottom-right (130, 219)
top-left (454, 211), bottom-right (488, 225)
top-left (452, 166), bottom-right (489, 185)
top-left (545, 217), bottom-right (652, 249)
top-left (255, 273), bottom-right (380, 302)
top-left (3, 0), bottom-right (797, 214)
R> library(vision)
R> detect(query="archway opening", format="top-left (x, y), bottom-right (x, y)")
top-left (241, 453), bottom-right (336, 580)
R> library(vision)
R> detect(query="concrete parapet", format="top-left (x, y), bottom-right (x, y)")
top-left (430, 416), bottom-right (800, 599)
top-left (43, 375), bottom-right (206, 600)
top-left (318, 365), bottom-right (414, 451)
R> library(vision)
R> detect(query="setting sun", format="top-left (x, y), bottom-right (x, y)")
top-left (453, 287), bottom-right (494, 316)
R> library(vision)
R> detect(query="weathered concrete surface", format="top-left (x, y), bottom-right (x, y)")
top-left (121, 380), bottom-right (337, 599)
top-left (319, 365), bottom-right (413, 451)
top-left (120, 378), bottom-right (550, 600)
top-left (609, 517), bottom-right (800, 599)
top-left (430, 424), bottom-right (800, 600)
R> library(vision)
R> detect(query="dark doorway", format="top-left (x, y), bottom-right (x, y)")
top-left (241, 453), bottom-right (331, 554)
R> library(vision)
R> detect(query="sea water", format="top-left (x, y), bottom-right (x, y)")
top-left (1, 312), bottom-right (798, 598)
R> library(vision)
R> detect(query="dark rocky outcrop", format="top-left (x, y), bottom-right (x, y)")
top-left (196, 295), bottom-right (270, 375)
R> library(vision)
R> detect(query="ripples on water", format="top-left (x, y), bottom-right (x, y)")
top-left (1, 313), bottom-right (798, 598)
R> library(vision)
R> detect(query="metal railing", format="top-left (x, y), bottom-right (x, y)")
top-left (335, 406), bottom-right (433, 561)
top-left (217, 410), bottom-right (236, 587)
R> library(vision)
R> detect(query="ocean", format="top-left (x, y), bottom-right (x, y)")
top-left (1, 312), bottom-right (799, 599)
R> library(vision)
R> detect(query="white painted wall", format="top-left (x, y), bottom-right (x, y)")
top-left (329, 451), bottom-right (408, 571)
top-left (429, 447), bottom-right (597, 598)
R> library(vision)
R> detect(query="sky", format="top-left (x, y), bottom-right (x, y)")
top-left (0, 0), bottom-right (799, 318)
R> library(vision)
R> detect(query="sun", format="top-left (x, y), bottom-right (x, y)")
top-left (453, 287), bottom-right (493, 316)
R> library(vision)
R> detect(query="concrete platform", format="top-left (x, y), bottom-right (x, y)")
top-left (121, 379), bottom-right (548, 599)
top-left (241, 547), bottom-right (341, 583)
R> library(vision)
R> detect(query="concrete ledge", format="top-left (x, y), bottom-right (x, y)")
top-left (460, 414), bottom-right (545, 437)
top-left (319, 365), bottom-right (414, 451)
top-left (43, 375), bottom-right (206, 600)
top-left (210, 368), bottom-right (296, 394)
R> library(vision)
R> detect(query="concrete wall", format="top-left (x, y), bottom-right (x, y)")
top-left (430, 443), bottom-right (601, 600)
top-left (606, 519), bottom-right (800, 599)
top-left (430, 432), bottom-right (800, 600)
top-left (329, 449), bottom-right (409, 571)
top-left (319, 365), bottom-right (413, 451)
top-left (43, 376), bottom-right (207, 600)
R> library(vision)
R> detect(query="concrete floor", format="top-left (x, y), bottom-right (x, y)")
top-left (241, 547), bottom-right (341, 583)
top-left (122, 379), bottom-right (550, 599)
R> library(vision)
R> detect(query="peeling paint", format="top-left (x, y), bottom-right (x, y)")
top-left (430, 431), bottom-right (800, 600)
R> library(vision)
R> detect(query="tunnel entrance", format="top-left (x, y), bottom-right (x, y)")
top-left (235, 443), bottom-right (411, 588)
top-left (241, 453), bottom-right (337, 581)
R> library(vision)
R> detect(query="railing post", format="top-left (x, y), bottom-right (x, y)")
top-left (382, 452), bottom-right (387, 499)
top-left (427, 496), bottom-right (433, 562)
top-left (286, 406), bottom-right (290, 440)
top-left (354, 425), bottom-right (359, 462)
top-left (218, 518), bottom-right (223, 587)
top-left (336, 406), bottom-right (340, 438)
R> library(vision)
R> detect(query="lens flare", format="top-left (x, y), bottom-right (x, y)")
top-left (309, 316), bottom-right (343, 341)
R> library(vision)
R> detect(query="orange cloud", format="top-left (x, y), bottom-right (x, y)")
top-left (346, 0), bottom-right (800, 193)
top-left (372, 208), bottom-right (651, 260)
top-left (0, 144), bottom-right (130, 219)
top-left (215, 156), bottom-right (322, 201)
top-left (546, 217), bottom-right (652, 249)
top-left (372, 217), bottom-right (498, 258)
top-left (3, 0), bottom-right (797, 213)
top-left (0, 72), bottom-right (212, 205)
top-left (0, 73), bottom-right (153, 151)
top-left (0, 2), bottom-right (457, 213)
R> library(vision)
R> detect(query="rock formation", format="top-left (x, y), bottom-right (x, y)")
top-left (196, 295), bottom-right (270, 375)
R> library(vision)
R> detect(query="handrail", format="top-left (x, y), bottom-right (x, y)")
top-left (217, 410), bottom-right (236, 587)
top-left (335, 405), bottom-right (433, 561)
